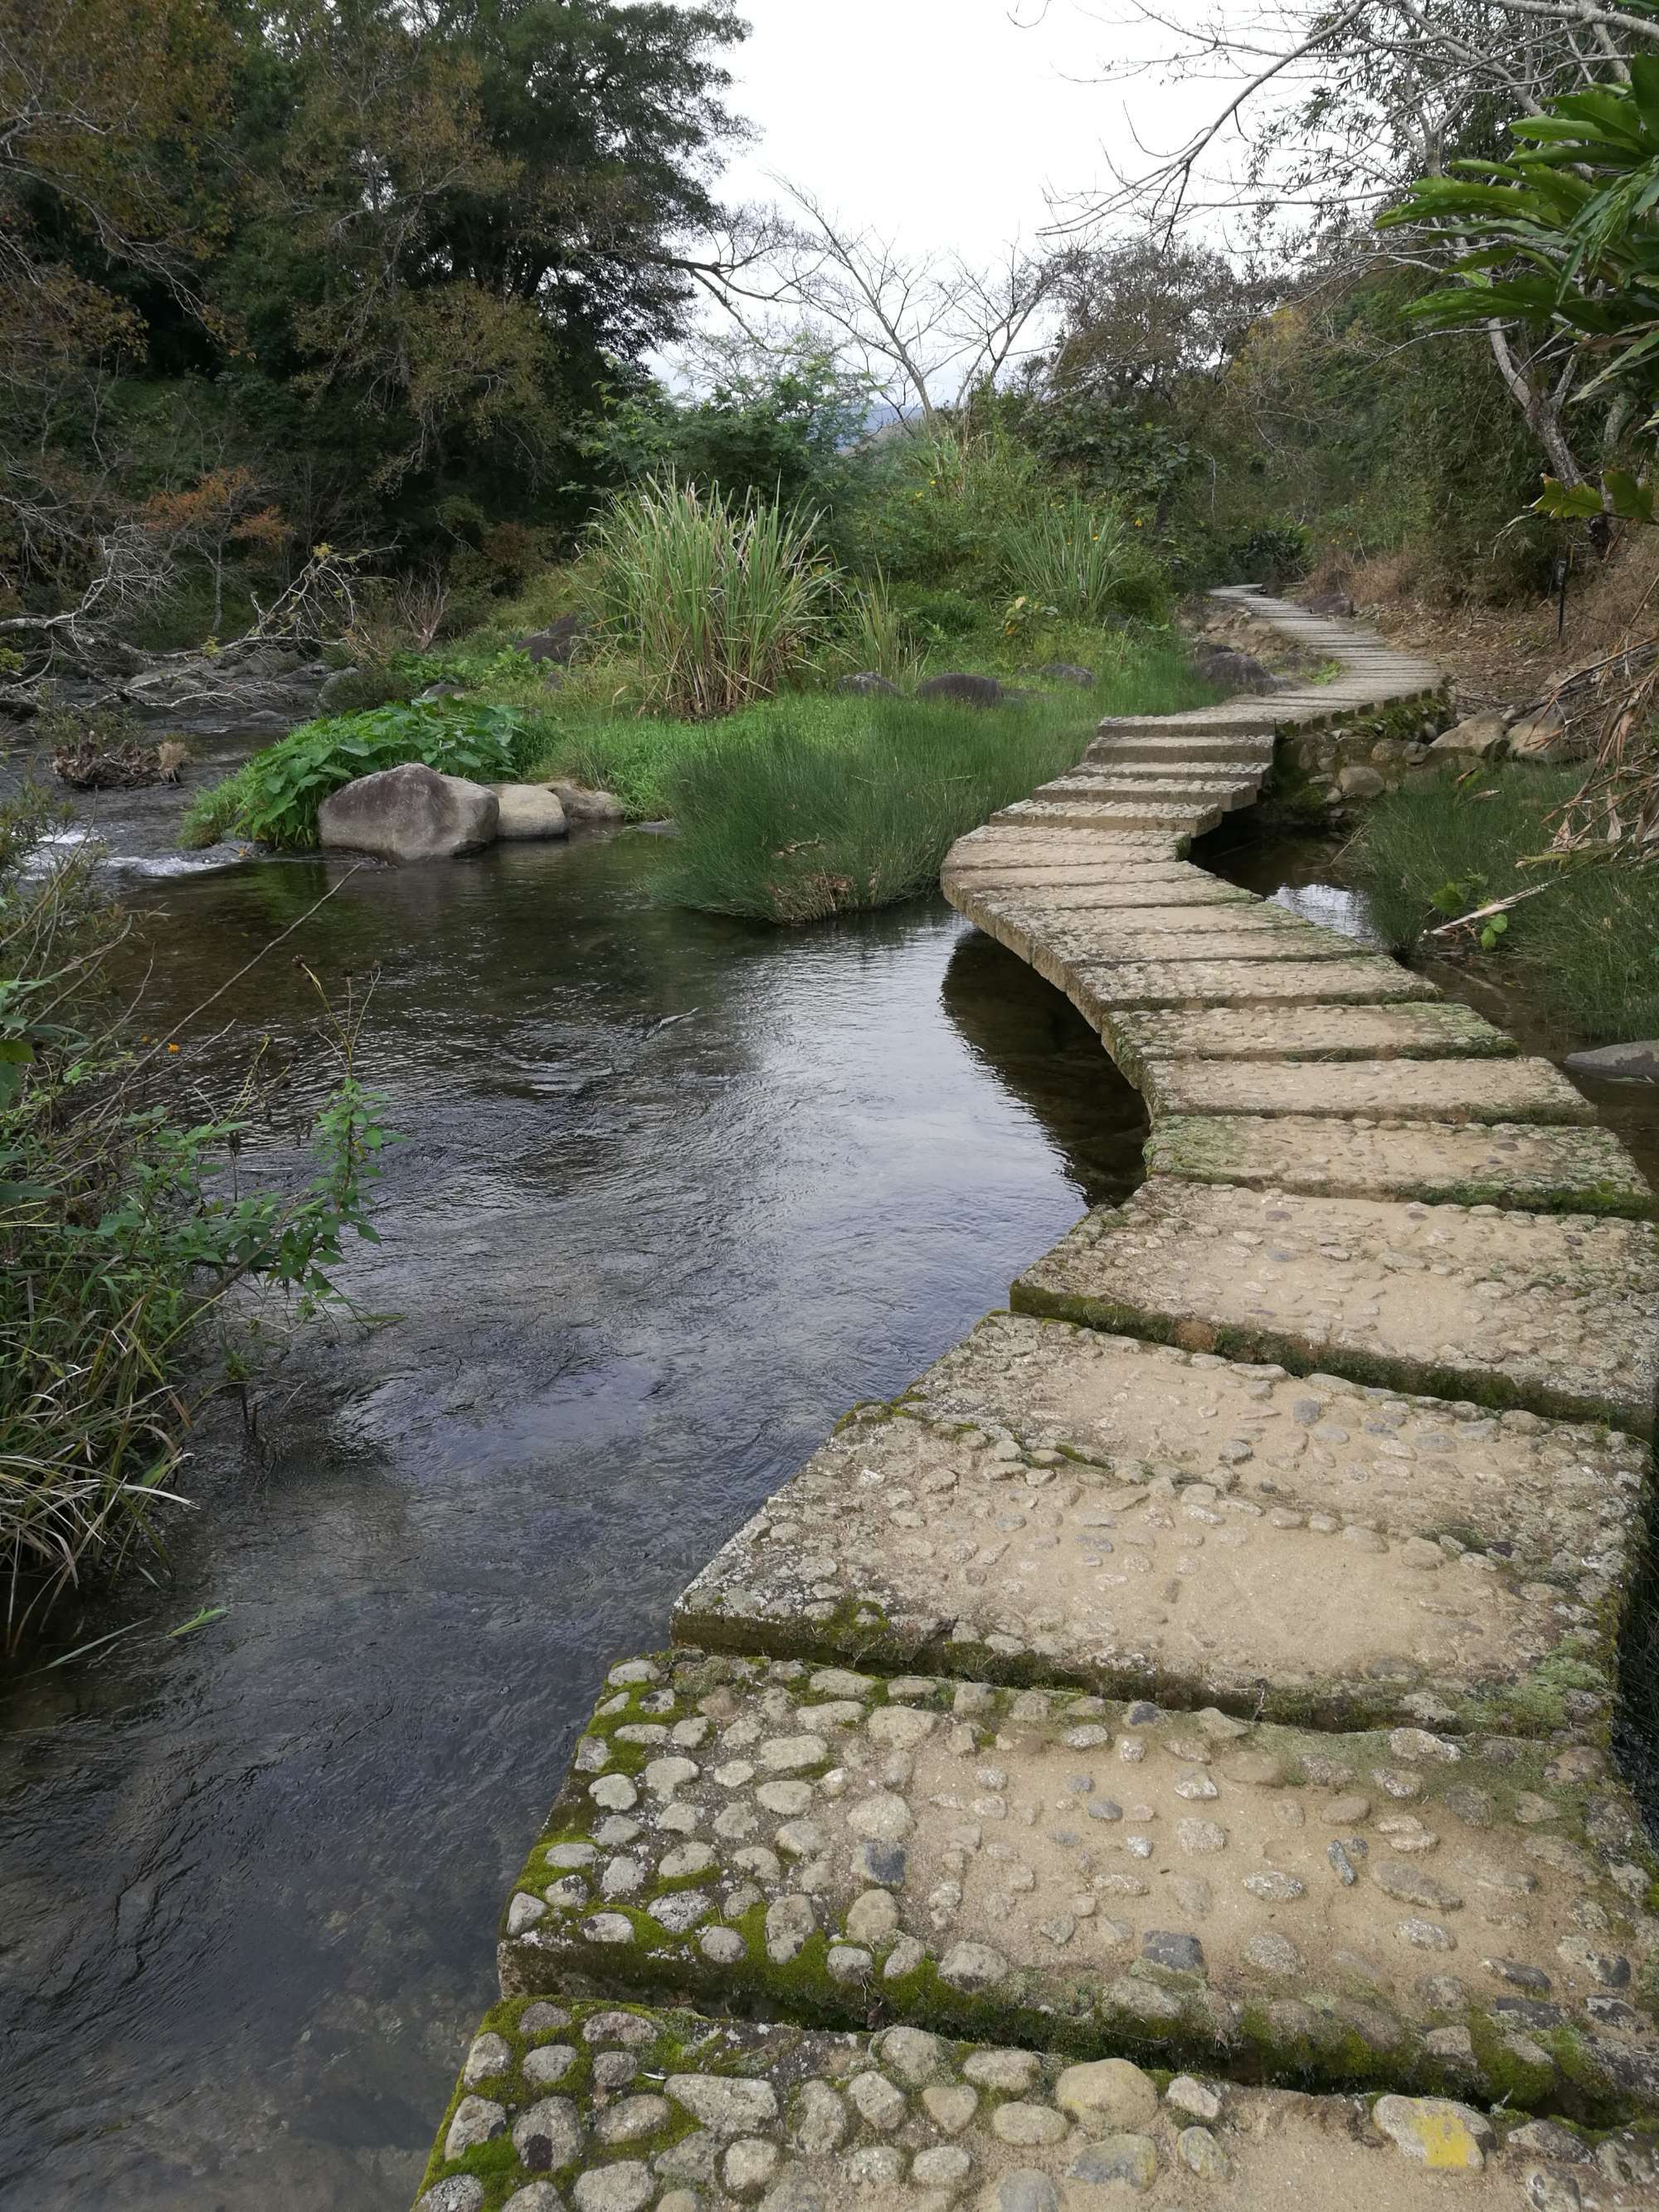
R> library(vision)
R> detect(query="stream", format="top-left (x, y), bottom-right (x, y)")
top-left (0, 828), bottom-right (1147, 2212)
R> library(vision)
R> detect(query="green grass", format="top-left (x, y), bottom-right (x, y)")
top-left (1353, 763), bottom-right (1659, 1046)
top-left (638, 641), bottom-right (1209, 923)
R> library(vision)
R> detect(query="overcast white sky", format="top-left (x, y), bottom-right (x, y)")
top-left (705, 0), bottom-right (1223, 262)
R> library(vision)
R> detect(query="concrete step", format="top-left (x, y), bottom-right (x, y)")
top-left (677, 1310), bottom-right (1639, 1738)
top-left (965, 892), bottom-right (1342, 948)
top-left (941, 869), bottom-right (1253, 907)
top-left (414, 1991), bottom-right (1659, 2212)
top-left (1105, 1003), bottom-right (1519, 1074)
top-left (1147, 1114), bottom-right (1655, 1218)
top-left (1064, 960), bottom-right (1438, 1030)
top-left (1012, 1179), bottom-right (1659, 1435)
top-left (960, 902), bottom-right (1364, 991)
top-left (990, 798), bottom-right (1219, 837)
top-left (1090, 734), bottom-right (1278, 766)
top-left (1035, 775), bottom-right (1263, 814)
top-left (947, 825), bottom-right (1189, 867)
top-left (1142, 1057), bottom-right (1596, 1127)
top-left (497, 1648), bottom-right (1659, 2124)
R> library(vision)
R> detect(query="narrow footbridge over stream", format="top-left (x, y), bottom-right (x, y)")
top-left (411, 591), bottom-right (1659, 2212)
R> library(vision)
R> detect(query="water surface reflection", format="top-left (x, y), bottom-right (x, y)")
top-left (0, 835), bottom-right (1143, 2211)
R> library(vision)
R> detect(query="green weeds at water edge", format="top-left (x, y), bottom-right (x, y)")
top-left (1354, 764), bottom-right (1659, 1047)
top-left (1, 790), bottom-right (389, 1647)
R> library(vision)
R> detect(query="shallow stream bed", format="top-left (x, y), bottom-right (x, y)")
top-left (0, 832), bottom-right (1146, 2212)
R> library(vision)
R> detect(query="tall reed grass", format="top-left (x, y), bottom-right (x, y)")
top-left (1000, 497), bottom-right (1168, 623)
top-left (1, 790), bottom-right (387, 1647)
top-left (586, 477), bottom-right (840, 719)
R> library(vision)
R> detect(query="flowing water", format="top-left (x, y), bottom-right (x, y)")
top-left (0, 831), bottom-right (1148, 2212)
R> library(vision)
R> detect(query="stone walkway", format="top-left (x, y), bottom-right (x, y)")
top-left (411, 592), bottom-right (1659, 2212)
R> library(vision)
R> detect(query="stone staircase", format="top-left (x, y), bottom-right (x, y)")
top-left (410, 591), bottom-right (1659, 2212)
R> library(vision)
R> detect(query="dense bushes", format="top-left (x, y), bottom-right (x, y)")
top-left (0, 790), bottom-right (387, 1641)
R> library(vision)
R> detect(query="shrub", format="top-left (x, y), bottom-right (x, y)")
top-left (182, 701), bottom-right (530, 850)
top-left (585, 476), bottom-right (841, 720)
top-left (839, 571), bottom-right (925, 684)
top-left (1, 787), bottom-right (387, 1642)
top-left (999, 498), bottom-right (1172, 624)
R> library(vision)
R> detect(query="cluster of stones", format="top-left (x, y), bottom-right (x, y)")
top-left (411, 589), bottom-right (1659, 2211)
top-left (419, 1996), bottom-right (1659, 2212)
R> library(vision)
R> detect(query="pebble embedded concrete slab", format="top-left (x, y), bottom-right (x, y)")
top-left (495, 1650), bottom-right (1659, 2122)
top-left (1066, 960), bottom-right (1440, 1024)
top-left (1147, 1114), bottom-right (1655, 1217)
top-left (675, 1311), bottom-right (1639, 1734)
top-left (1107, 1004), bottom-right (1518, 1074)
top-left (1012, 1179), bottom-right (1659, 1435)
top-left (1141, 1058), bottom-right (1595, 1126)
top-left (412, 1996), bottom-right (1659, 2212)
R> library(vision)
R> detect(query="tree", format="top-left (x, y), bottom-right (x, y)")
top-left (1026, 0), bottom-right (1659, 484)
top-left (0, 0), bottom-right (233, 622)
top-left (696, 183), bottom-right (1056, 427)
top-left (1384, 58), bottom-right (1659, 506)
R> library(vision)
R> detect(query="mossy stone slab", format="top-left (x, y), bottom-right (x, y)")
top-left (991, 799), bottom-right (1221, 836)
top-left (1065, 960), bottom-right (1439, 1021)
top-left (1011, 1179), bottom-right (1659, 1436)
top-left (412, 1993), bottom-right (1659, 2212)
top-left (496, 1650), bottom-right (1659, 2123)
top-left (676, 1311), bottom-right (1641, 1736)
top-left (1149, 1114), bottom-right (1656, 1218)
top-left (1106, 1004), bottom-right (1518, 1076)
top-left (1141, 1058), bottom-right (1596, 1127)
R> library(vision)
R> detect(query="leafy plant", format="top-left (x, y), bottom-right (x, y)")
top-left (184, 701), bottom-right (529, 849)
top-left (585, 476), bottom-right (842, 720)
top-left (1384, 60), bottom-right (1659, 514)
top-left (998, 498), bottom-right (1152, 622)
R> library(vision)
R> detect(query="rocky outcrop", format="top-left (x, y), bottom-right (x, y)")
top-left (1431, 709), bottom-right (1510, 758)
top-left (318, 763), bottom-right (498, 863)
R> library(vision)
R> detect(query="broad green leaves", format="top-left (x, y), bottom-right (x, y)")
top-left (231, 701), bottom-right (529, 848)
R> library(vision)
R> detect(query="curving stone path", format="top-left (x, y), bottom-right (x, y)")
top-left (411, 591), bottom-right (1659, 2212)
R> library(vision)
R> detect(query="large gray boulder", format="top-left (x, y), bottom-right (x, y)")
top-left (1196, 644), bottom-right (1274, 693)
top-left (517, 615), bottom-right (583, 665)
top-left (489, 783), bottom-right (567, 839)
top-left (1564, 1040), bottom-right (1659, 1083)
top-left (1506, 706), bottom-right (1584, 761)
top-left (318, 763), bottom-right (499, 862)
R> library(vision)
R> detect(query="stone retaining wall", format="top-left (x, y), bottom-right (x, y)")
top-left (407, 591), bottom-right (1659, 2212)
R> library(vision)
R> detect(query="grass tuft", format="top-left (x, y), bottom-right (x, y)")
top-left (1353, 763), bottom-right (1659, 1046)
top-left (653, 645), bottom-right (1207, 923)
